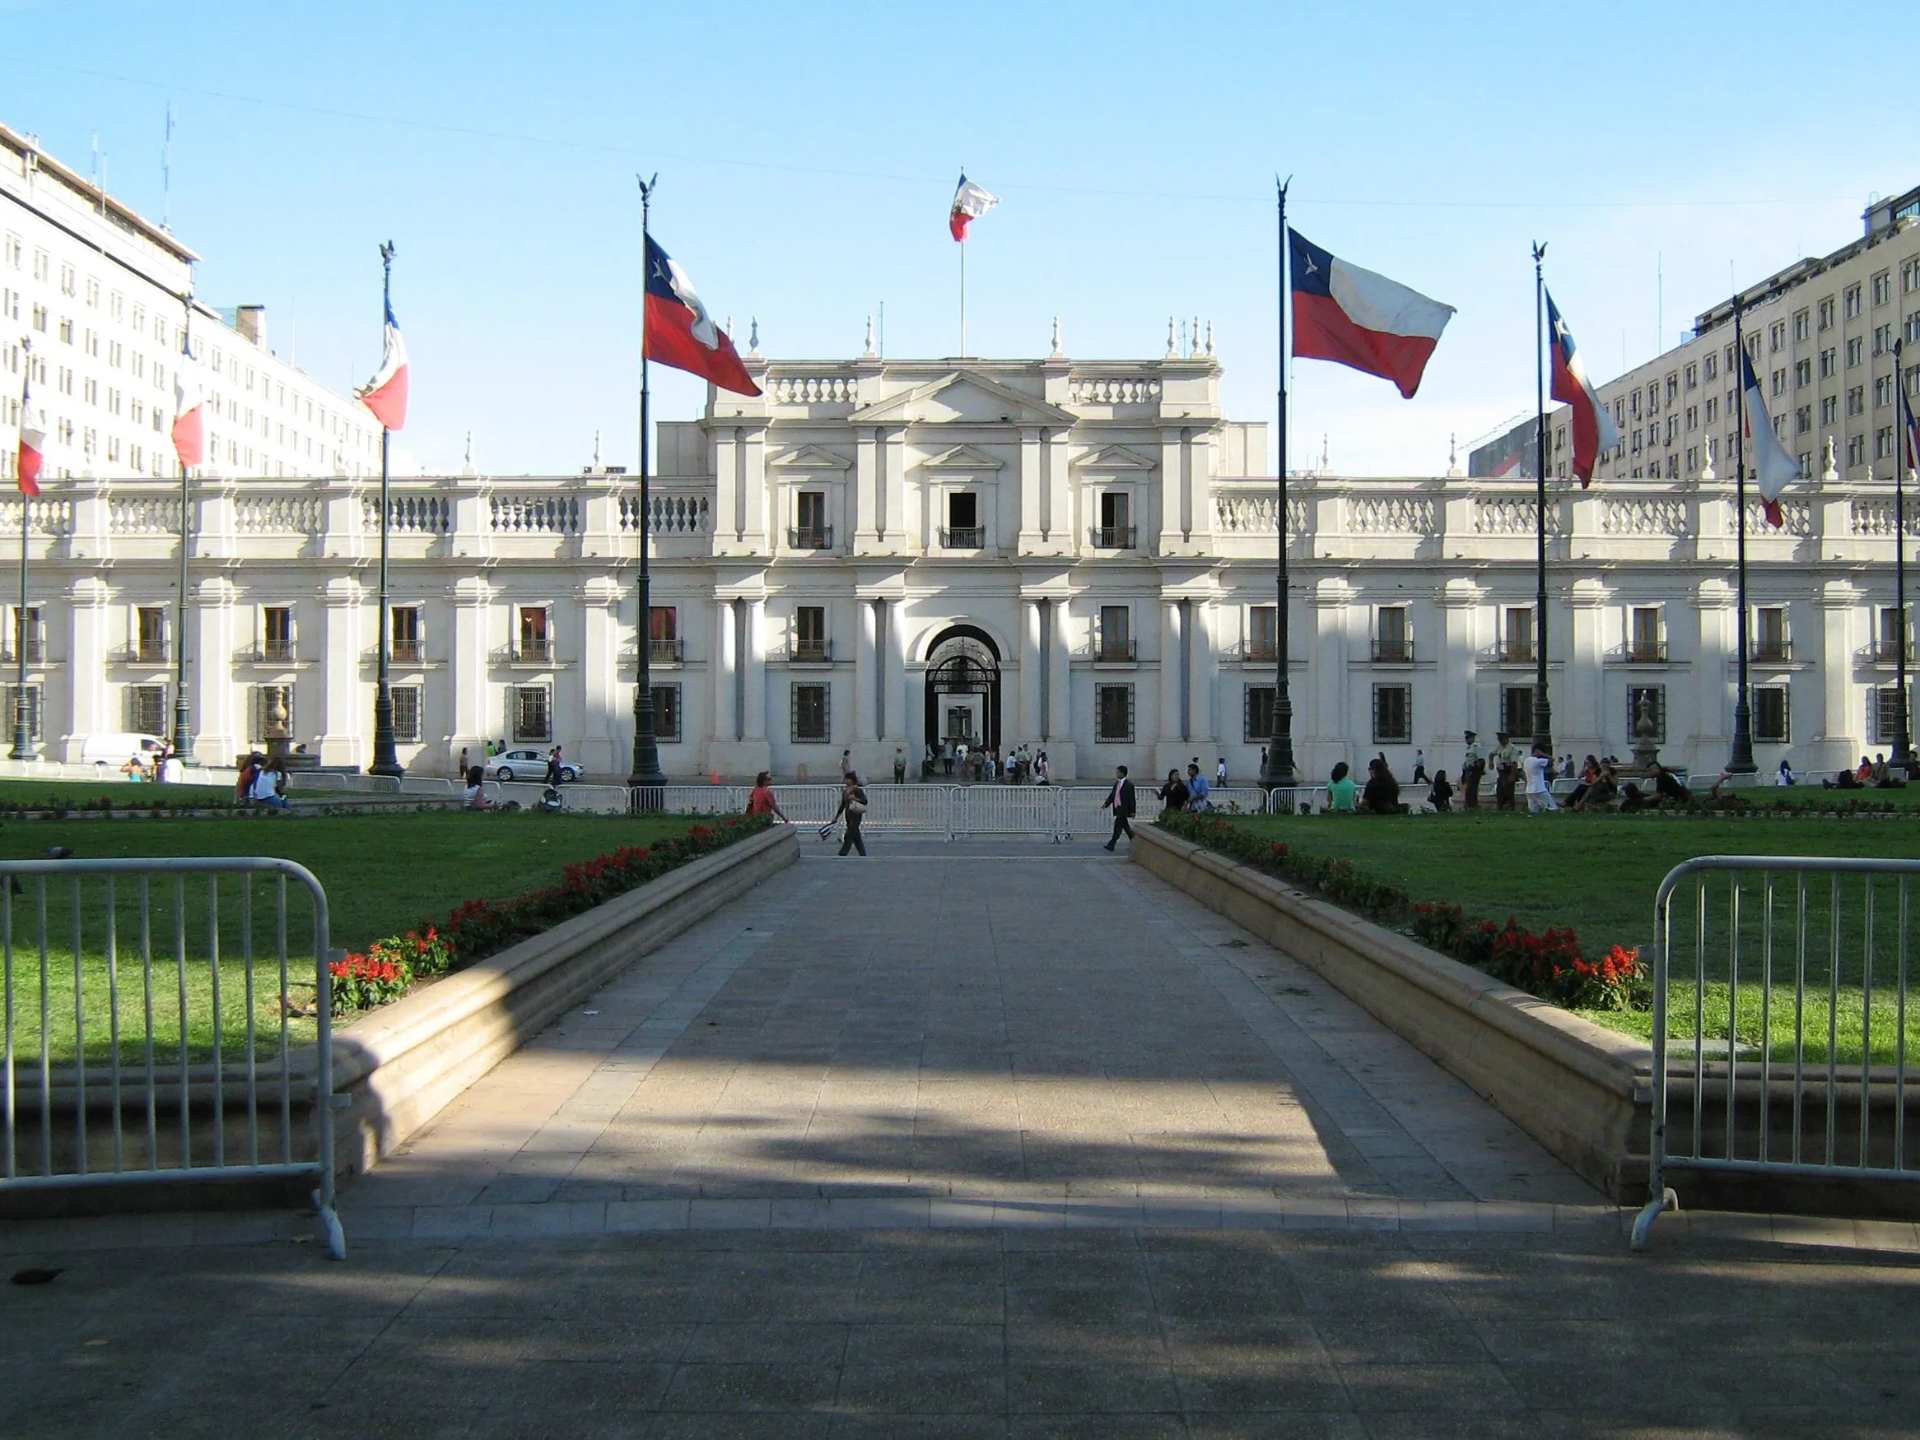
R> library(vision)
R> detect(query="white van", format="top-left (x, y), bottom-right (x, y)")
top-left (78, 733), bottom-right (168, 771)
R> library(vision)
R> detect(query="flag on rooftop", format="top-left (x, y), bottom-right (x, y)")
top-left (1739, 347), bottom-right (1799, 526)
top-left (1289, 230), bottom-right (1453, 399)
top-left (644, 236), bottom-right (761, 397)
top-left (949, 174), bottom-right (998, 242)
top-left (1546, 290), bottom-right (1619, 487)
top-left (16, 371), bottom-right (43, 498)
top-left (357, 297), bottom-right (410, 431)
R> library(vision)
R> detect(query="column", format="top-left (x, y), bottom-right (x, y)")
top-left (64, 577), bottom-right (112, 761)
top-left (854, 597), bottom-right (877, 741)
top-left (318, 575), bottom-right (364, 767)
top-left (743, 597), bottom-right (767, 742)
top-left (1308, 578), bottom-right (1355, 779)
top-left (853, 426), bottom-right (879, 553)
top-left (450, 576), bottom-right (494, 756)
top-left (1045, 429), bottom-right (1071, 546)
top-left (1048, 598), bottom-right (1077, 776)
top-left (578, 577), bottom-right (620, 778)
top-left (1157, 598), bottom-right (1183, 758)
top-left (1157, 429), bottom-right (1184, 553)
top-left (190, 576), bottom-right (240, 766)
top-left (711, 598), bottom-right (738, 742)
top-left (884, 598), bottom-right (909, 745)
top-left (1018, 426), bottom-right (1044, 553)
top-left (1814, 582), bottom-right (1859, 771)
top-left (1691, 577), bottom-right (1735, 772)
top-left (1562, 580), bottom-right (1609, 763)
top-left (1019, 599), bottom-right (1043, 741)
top-left (1189, 597), bottom-right (1218, 750)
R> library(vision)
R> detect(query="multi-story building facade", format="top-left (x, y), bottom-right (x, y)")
top-left (1474, 181), bottom-right (1920, 487)
top-left (0, 339), bottom-right (1912, 783)
top-left (1, 122), bottom-right (382, 486)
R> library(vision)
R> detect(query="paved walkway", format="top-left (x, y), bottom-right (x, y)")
top-left (5, 838), bottom-right (1920, 1437)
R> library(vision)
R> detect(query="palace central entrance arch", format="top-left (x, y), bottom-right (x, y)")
top-left (923, 625), bottom-right (1001, 754)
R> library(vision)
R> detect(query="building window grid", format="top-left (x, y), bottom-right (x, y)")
top-left (651, 684), bottom-right (682, 743)
top-left (1371, 684), bottom-right (1412, 745)
top-left (511, 685), bottom-right (552, 743)
top-left (1243, 685), bottom-right (1275, 744)
top-left (1753, 686), bottom-right (1790, 745)
top-left (392, 685), bottom-right (422, 743)
top-left (1094, 683), bottom-right (1135, 744)
top-left (791, 682), bottom-right (830, 743)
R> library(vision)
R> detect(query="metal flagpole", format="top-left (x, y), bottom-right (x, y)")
top-left (629, 174), bottom-right (666, 792)
top-left (960, 235), bottom-right (967, 358)
top-left (1728, 297), bottom-right (1757, 774)
top-left (10, 338), bottom-right (31, 760)
top-left (368, 241), bottom-right (403, 779)
top-left (1260, 177), bottom-right (1299, 790)
top-left (1531, 243), bottom-right (1553, 756)
top-left (173, 297), bottom-right (194, 761)
top-left (1895, 338), bottom-right (1913, 770)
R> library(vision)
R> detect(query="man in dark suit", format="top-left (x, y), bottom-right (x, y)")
top-left (1101, 764), bottom-right (1137, 851)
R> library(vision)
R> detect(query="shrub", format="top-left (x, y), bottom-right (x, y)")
top-left (328, 950), bottom-right (412, 1014)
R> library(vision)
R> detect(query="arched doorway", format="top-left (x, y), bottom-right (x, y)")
top-left (924, 625), bottom-right (1001, 757)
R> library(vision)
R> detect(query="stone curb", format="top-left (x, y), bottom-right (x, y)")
top-left (1130, 824), bottom-right (1653, 1199)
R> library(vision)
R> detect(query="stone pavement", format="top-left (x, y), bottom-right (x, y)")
top-left (5, 837), bottom-right (1920, 1438)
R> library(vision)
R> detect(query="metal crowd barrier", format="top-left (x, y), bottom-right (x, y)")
top-left (1633, 855), bottom-right (1920, 1250)
top-left (0, 857), bottom-right (345, 1258)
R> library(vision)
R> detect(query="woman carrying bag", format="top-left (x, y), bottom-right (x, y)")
top-left (832, 773), bottom-right (870, 856)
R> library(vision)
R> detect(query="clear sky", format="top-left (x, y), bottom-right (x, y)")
top-left (6, 0), bottom-right (1910, 477)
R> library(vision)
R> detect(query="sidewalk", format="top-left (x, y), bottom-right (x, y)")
top-left (4, 837), bottom-right (1917, 1437)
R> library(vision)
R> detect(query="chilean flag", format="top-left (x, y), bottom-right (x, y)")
top-left (15, 373), bottom-right (42, 498)
top-left (644, 236), bottom-right (761, 396)
top-left (1289, 230), bottom-right (1453, 399)
top-left (1739, 346), bottom-right (1798, 527)
top-left (1902, 370), bottom-right (1920, 481)
top-left (171, 374), bottom-right (205, 470)
top-left (358, 298), bottom-right (409, 431)
top-left (1547, 291), bottom-right (1619, 486)
top-left (949, 174), bottom-right (998, 241)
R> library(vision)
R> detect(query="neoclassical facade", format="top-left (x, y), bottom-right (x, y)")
top-left (2, 345), bottom-right (1915, 783)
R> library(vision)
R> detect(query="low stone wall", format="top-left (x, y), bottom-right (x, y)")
top-left (1132, 824), bottom-right (1654, 1199)
top-left (327, 823), bottom-right (798, 1186)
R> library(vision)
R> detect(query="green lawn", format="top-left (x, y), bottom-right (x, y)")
top-left (1, 809), bottom-right (709, 1067)
top-left (0, 778), bottom-right (241, 808)
top-left (1220, 810), bottom-right (1920, 1062)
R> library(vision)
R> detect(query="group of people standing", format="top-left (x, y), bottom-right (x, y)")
top-left (920, 741), bottom-right (1051, 785)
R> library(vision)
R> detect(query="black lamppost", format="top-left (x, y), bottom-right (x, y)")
top-left (1727, 297), bottom-right (1757, 775)
top-left (1893, 338), bottom-right (1913, 769)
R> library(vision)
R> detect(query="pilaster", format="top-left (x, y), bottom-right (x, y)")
top-left (579, 575), bottom-right (621, 777)
top-left (319, 575), bottom-right (365, 767)
top-left (190, 575), bottom-right (240, 764)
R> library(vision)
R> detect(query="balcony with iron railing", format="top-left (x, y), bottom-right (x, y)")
top-left (234, 639), bottom-right (299, 664)
top-left (390, 639), bottom-right (425, 664)
top-left (1608, 640), bottom-right (1670, 664)
top-left (787, 525), bottom-right (833, 551)
top-left (1089, 525), bottom-right (1137, 550)
top-left (647, 637), bottom-right (684, 664)
top-left (489, 638), bottom-right (558, 667)
top-left (1482, 640), bottom-right (1536, 665)
top-left (1752, 637), bottom-right (1793, 663)
top-left (1858, 639), bottom-right (1917, 665)
top-left (110, 640), bottom-right (171, 664)
top-left (0, 635), bottom-right (46, 665)
top-left (940, 526), bottom-right (984, 549)
top-left (1369, 637), bottom-right (1415, 664)
top-left (1093, 635), bottom-right (1138, 665)
top-left (790, 638), bottom-right (832, 664)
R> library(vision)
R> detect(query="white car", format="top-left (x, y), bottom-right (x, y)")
top-left (483, 748), bottom-right (580, 783)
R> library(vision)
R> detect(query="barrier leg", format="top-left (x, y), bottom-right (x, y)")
top-left (1629, 1187), bottom-right (1678, 1252)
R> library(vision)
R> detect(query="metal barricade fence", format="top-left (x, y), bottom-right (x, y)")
top-left (864, 784), bottom-right (956, 833)
top-left (0, 857), bottom-right (345, 1257)
top-left (1632, 856), bottom-right (1920, 1250)
top-left (1059, 786), bottom-right (1118, 839)
top-left (769, 785), bottom-right (845, 825)
top-left (1203, 787), bottom-right (1270, 815)
top-left (956, 785), bottom-right (1067, 838)
top-left (642, 784), bottom-right (748, 816)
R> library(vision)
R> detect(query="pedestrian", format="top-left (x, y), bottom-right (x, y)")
top-left (1215, 756), bottom-right (1228, 788)
top-left (1412, 749), bottom-right (1428, 784)
top-left (158, 745), bottom-right (184, 784)
top-left (1428, 768), bottom-right (1453, 813)
top-left (1034, 751), bottom-right (1049, 785)
top-left (1156, 768), bottom-right (1189, 818)
top-left (1492, 732), bottom-right (1523, 810)
top-left (893, 747), bottom-right (907, 784)
top-left (942, 740), bottom-right (955, 778)
top-left (458, 745), bottom-right (469, 780)
top-left (1327, 760), bottom-right (1357, 813)
top-left (1185, 762), bottom-right (1211, 811)
top-left (746, 770), bottom-right (789, 822)
top-left (841, 748), bottom-right (855, 780)
top-left (1100, 764), bottom-right (1136, 850)
top-left (831, 772), bottom-right (869, 855)
top-left (1461, 730), bottom-right (1484, 809)
top-left (545, 745), bottom-right (564, 787)
top-left (1524, 743), bottom-right (1560, 814)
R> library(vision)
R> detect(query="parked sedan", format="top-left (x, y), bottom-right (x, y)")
top-left (484, 748), bottom-right (580, 783)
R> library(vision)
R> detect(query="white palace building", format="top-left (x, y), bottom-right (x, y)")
top-left (2, 121), bottom-right (1914, 782)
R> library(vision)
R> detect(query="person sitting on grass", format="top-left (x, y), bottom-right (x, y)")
top-left (1576, 762), bottom-right (1620, 811)
top-left (1427, 768), bottom-right (1453, 813)
top-left (1649, 762), bottom-right (1692, 807)
top-left (462, 764), bottom-right (494, 810)
top-left (249, 758), bottom-right (290, 811)
top-left (1360, 756), bottom-right (1402, 815)
top-left (1326, 761), bottom-right (1357, 813)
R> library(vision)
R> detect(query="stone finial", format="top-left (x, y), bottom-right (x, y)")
top-left (1204, 320), bottom-right (1215, 357)
top-left (1447, 433), bottom-right (1462, 478)
top-left (1320, 434), bottom-right (1330, 474)
top-left (1049, 316), bottom-right (1063, 358)
top-left (1165, 316), bottom-right (1178, 359)
top-left (748, 318), bottom-right (761, 358)
top-left (1822, 435), bottom-right (1839, 482)
top-left (1191, 316), bottom-right (1201, 359)
top-left (862, 315), bottom-right (876, 358)
top-left (462, 430), bottom-right (477, 477)
top-left (591, 430), bottom-right (603, 472)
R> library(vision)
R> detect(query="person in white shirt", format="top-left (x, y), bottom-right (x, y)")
top-left (1523, 744), bottom-right (1559, 814)
top-left (1215, 758), bottom-right (1228, 787)
top-left (250, 759), bottom-right (290, 810)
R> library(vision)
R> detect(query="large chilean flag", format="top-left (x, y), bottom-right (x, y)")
top-left (358, 298), bottom-right (409, 431)
top-left (644, 236), bottom-right (761, 397)
top-left (1547, 290), bottom-right (1619, 486)
top-left (1739, 346), bottom-right (1799, 527)
top-left (1289, 230), bottom-right (1454, 399)
top-left (15, 370), bottom-right (42, 498)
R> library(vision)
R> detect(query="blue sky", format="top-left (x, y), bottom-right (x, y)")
top-left (6, 0), bottom-right (1909, 476)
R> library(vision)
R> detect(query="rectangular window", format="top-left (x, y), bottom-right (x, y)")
top-left (793, 490), bottom-right (829, 549)
top-left (1502, 607), bottom-right (1534, 663)
top-left (1821, 395), bottom-right (1839, 425)
top-left (1756, 607), bottom-right (1788, 665)
top-left (7, 605), bottom-right (40, 663)
top-left (263, 605), bottom-right (294, 661)
top-left (1097, 604), bottom-right (1133, 662)
top-left (1768, 322), bottom-right (1785, 354)
top-left (391, 605), bottom-right (422, 662)
top-left (943, 492), bottom-right (981, 548)
top-left (1873, 271), bottom-right (1892, 307)
top-left (648, 604), bottom-right (680, 662)
top-left (1704, 352), bottom-right (1718, 381)
top-left (1796, 405), bottom-right (1811, 435)
top-left (1849, 434), bottom-right (1867, 467)
top-left (1629, 607), bottom-right (1663, 661)
top-left (1879, 606), bottom-right (1910, 661)
top-left (1872, 688), bottom-right (1908, 746)
top-left (1877, 426), bottom-right (1897, 460)
top-left (251, 683), bottom-right (294, 743)
top-left (1820, 347), bottom-right (1837, 378)
top-left (1243, 685), bottom-right (1275, 743)
top-left (1753, 685), bottom-right (1790, 744)
top-left (791, 682), bottom-right (829, 743)
top-left (1848, 386), bottom-right (1865, 417)
top-left (651, 684), bottom-right (682, 742)
top-left (1248, 605), bottom-right (1277, 663)
top-left (1684, 361), bottom-right (1698, 389)
top-left (135, 605), bottom-right (167, 663)
top-left (1371, 684), bottom-right (1411, 744)
top-left (128, 683), bottom-right (167, 737)
top-left (391, 684), bottom-right (422, 743)
top-left (1094, 491), bottom-right (1133, 548)
top-left (1375, 605), bottom-right (1410, 662)
top-left (794, 605), bottom-right (828, 661)
top-left (511, 685), bottom-right (552, 742)
top-left (1627, 685), bottom-right (1667, 745)
top-left (1795, 359), bottom-right (1811, 388)
top-left (1793, 309), bottom-right (1810, 342)
top-left (1819, 296), bottom-right (1835, 329)
top-left (1846, 284), bottom-right (1863, 319)
top-left (1500, 685), bottom-right (1534, 740)
top-left (516, 605), bottom-right (551, 661)
top-left (3, 684), bottom-right (42, 743)
top-left (1095, 683), bottom-right (1135, 743)
top-left (1847, 337), bottom-right (1864, 368)
top-left (1875, 324), bottom-right (1894, 357)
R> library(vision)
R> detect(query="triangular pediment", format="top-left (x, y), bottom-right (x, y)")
top-left (849, 370), bottom-right (1075, 426)
top-left (1071, 443), bottom-right (1158, 473)
top-left (767, 444), bottom-right (851, 472)
top-left (920, 444), bottom-right (1004, 473)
